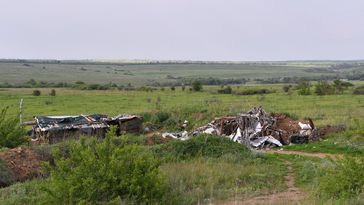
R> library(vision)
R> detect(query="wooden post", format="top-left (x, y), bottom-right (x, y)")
top-left (19, 98), bottom-right (23, 125)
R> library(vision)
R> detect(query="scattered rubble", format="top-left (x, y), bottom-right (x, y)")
top-left (163, 107), bottom-right (321, 149)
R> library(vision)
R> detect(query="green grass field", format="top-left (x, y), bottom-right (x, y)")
top-left (1, 86), bottom-right (363, 127)
top-left (1, 60), bottom-right (363, 86)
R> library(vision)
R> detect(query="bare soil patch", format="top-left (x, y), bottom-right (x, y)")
top-left (219, 161), bottom-right (307, 205)
top-left (265, 149), bottom-right (343, 160)
top-left (0, 147), bottom-right (42, 183)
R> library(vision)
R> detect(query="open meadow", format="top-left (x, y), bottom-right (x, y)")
top-left (1, 60), bottom-right (363, 86)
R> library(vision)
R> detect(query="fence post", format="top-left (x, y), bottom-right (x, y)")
top-left (19, 98), bottom-right (23, 125)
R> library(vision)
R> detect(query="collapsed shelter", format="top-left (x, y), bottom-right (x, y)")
top-left (32, 114), bottom-right (142, 144)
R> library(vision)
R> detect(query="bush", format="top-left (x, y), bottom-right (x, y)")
top-left (0, 179), bottom-right (45, 204)
top-left (49, 89), bottom-right (56, 96)
top-left (296, 80), bottom-right (311, 95)
top-left (0, 107), bottom-right (27, 148)
top-left (152, 112), bottom-right (170, 124)
top-left (42, 129), bottom-right (165, 204)
top-left (282, 84), bottom-right (292, 93)
top-left (315, 81), bottom-right (335, 95)
top-left (192, 80), bottom-right (203, 91)
top-left (217, 86), bottom-right (232, 94)
top-left (0, 159), bottom-right (14, 187)
top-left (333, 80), bottom-right (353, 94)
top-left (353, 86), bottom-right (364, 95)
top-left (32, 90), bottom-right (41, 96)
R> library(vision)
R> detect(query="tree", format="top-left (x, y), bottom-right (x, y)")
top-left (315, 81), bottom-right (335, 95)
top-left (27, 79), bottom-right (37, 86)
top-left (42, 128), bottom-right (165, 204)
top-left (0, 107), bottom-right (27, 148)
top-left (217, 86), bottom-right (232, 94)
top-left (296, 80), bottom-right (311, 95)
top-left (32, 90), bottom-right (41, 96)
top-left (191, 80), bottom-right (202, 91)
top-left (333, 80), bottom-right (353, 94)
top-left (282, 84), bottom-right (292, 93)
top-left (49, 89), bottom-right (56, 96)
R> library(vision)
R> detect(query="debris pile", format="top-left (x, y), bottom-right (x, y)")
top-left (163, 107), bottom-right (318, 149)
top-left (32, 114), bottom-right (143, 144)
top-left (105, 114), bottom-right (143, 135)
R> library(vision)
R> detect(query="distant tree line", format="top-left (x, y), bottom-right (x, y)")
top-left (148, 77), bottom-right (248, 87)
top-left (286, 80), bottom-right (354, 96)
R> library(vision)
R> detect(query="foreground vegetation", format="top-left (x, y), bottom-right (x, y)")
top-left (0, 135), bottom-right (286, 204)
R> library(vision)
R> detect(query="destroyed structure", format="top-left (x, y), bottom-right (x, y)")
top-left (163, 107), bottom-right (319, 149)
top-left (32, 114), bottom-right (142, 144)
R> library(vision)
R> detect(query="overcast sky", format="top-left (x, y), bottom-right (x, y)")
top-left (0, 0), bottom-right (363, 61)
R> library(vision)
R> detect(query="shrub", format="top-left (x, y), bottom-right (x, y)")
top-left (0, 159), bottom-right (14, 187)
top-left (0, 107), bottom-right (27, 148)
top-left (217, 86), bottom-right (232, 94)
top-left (353, 86), bottom-right (364, 95)
top-left (0, 179), bottom-right (45, 204)
top-left (42, 129), bottom-right (165, 204)
top-left (333, 80), bottom-right (353, 94)
top-left (32, 90), bottom-right (41, 96)
top-left (170, 86), bottom-right (175, 91)
top-left (282, 84), bottom-right (292, 93)
top-left (49, 89), bottom-right (56, 96)
top-left (296, 80), bottom-right (311, 95)
top-left (192, 80), bottom-right (203, 91)
top-left (315, 81), bottom-right (335, 95)
top-left (152, 112), bottom-right (170, 124)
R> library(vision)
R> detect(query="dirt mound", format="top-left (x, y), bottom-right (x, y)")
top-left (0, 147), bottom-right (42, 183)
top-left (271, 113), bottom-right (301, 145)
top-left (318, 125), bottom-right (345, 137)
top-left (146, 132), bottom-right (171, 145)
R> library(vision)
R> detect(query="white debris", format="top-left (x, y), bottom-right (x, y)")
top-left (298, 122), bottom-right (311, 130)
top-left (250, 135), bottom-right (283, 148)
top-left (162, 131), bottom-right (189, 141)
top-left (255, 122), bottom-right (262, 133)
top-left (203, 127), bottom-right (216, 134)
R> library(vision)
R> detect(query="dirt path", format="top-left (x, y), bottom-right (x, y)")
top-left (219, 161), bottom-right (307, 205)
top-left (264, 149), bottom-right (343, 160)
top-left (218, 150), bottom-right (343, 205)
